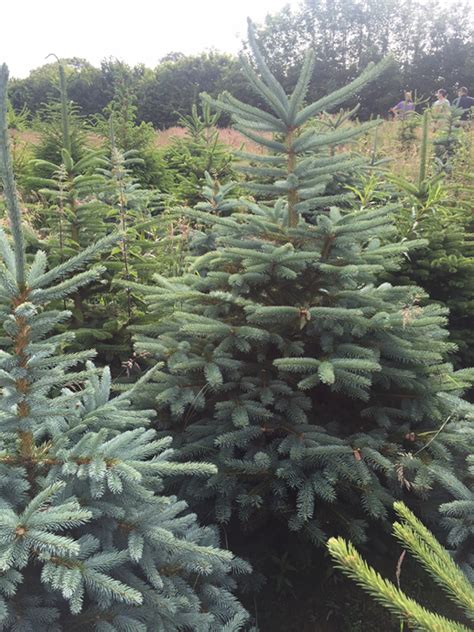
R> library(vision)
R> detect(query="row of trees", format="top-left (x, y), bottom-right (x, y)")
top-left (251, 0), bottom-right (474, 115)
top-left (8, 54), bottom-right (254, 129)
top-left (8, 0), bottom-right (474, 126)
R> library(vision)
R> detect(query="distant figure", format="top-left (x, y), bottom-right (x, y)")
top-left (390, 91), bottom-right (415, 119)
top-left (433, 89), bottom-right (450, 109)
top-left (453, 87), bottom-right (474, 120)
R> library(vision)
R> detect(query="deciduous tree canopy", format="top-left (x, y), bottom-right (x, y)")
top-left (9, 0), bottom-right (473, 126)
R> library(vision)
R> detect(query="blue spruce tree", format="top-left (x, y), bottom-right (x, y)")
top-left (0, 64), bottom-right (249, 631)
top-left (131, 23), bottom-right (474, 557)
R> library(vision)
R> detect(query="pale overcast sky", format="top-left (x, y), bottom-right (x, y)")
top-left (1, 0), bottom-right (299, 78)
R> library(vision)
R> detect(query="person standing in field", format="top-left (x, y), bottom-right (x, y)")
top-left (453, 87), bottom-right (474, 120)
top-left (432, 89), bottom-right (451, 128)
top-left (390, 91), bottom-right (415, 118)
top-left (433, 89), bottom-right (450, 109)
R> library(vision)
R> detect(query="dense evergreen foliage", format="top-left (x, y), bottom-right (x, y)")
top-left (154, 104), bottom-right (236, 206)
top-left (1, 15), bottom-right (473, 631)
top-left (0, 64), bottom-right (249, 631)
top-left (132, 25), bottom-right (473, 564)
top-left (354, 109), bottom-right (474, 371)
top-left (22, 60), bottom-right (166, 366)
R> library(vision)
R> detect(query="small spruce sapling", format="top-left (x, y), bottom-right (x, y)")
top-left (32, 56), bottom-right (87, 169)
top-left (156, 103), bottom-right (236, 206)
top-left (0, 64), bottom-right (249, 631)
top-left (28, 63), bottom-right (165, 367)
top-left (387, 110), bottom-right (474, 369)
top-left (432, 105), bottom-right (465, 173)
top-left (97, 66), bottom-right (162, 187)
top-left (28, 58), bottom-right (109, 333)
top-left (90, 122), bottom-right (164, 364)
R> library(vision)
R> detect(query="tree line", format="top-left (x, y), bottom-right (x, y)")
top-left (8, 0), bottom-right (474, 126)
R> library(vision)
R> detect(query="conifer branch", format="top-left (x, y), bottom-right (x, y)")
top-left (0, 64), bottom-right (26, 287)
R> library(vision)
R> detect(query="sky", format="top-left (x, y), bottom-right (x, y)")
top-left (1, 0), bottom-right (299, 78)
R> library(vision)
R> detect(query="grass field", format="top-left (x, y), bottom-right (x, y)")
top-left (13, 117), bottom-right (473, 177)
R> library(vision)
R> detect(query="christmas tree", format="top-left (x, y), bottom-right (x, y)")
top-left (156, 103), bottom-right (236, 207)
top-left (28, 60), bottom-right (166, 368)
top-left (132, 22), bottom-right (473, 554)
top-left (387, 109), bottom-right (474, 370)
top-left (0, 64), bottom-right (249, 631)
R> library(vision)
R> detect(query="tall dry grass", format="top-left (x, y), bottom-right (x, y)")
top-left (153, 126), bottom-right (265, 154)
